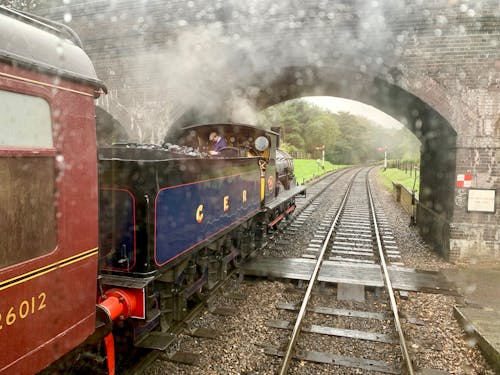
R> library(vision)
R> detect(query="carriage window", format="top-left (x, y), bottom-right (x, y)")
top-left (0, 90), bottom-right (56, 269)
top-left (0, 90), bottom-right (53, 147)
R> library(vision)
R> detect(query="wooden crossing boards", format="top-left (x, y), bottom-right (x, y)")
top-left (241, 257), bottom-right (457, 294)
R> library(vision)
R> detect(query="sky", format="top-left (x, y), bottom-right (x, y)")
top-left (304, 96), bottom-right (404, 129)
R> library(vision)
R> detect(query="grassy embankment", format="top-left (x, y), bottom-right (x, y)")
top-left (293, 160), bottom-right (419, 195)
top-left (378, 167), bottom-right (420, 194)
top-left (293, 159), bottom-right (348, 184)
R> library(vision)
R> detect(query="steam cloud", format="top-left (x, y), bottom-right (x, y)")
top-left (86, 0), bottom-right (408, 143)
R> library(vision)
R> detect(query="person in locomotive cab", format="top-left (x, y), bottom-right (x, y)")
top-left (208, 131), bottom-right (227, 155)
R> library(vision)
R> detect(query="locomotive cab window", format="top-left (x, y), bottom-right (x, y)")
top-left (0, 90), bottom-right (57, 269)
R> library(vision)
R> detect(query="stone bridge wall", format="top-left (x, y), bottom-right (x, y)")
top-left (36, 1), bottom-right (499, 262)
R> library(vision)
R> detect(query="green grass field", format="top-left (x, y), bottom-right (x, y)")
top-left (378, 167), bottom-right (420, 193)
top-left (294, 159), bottom-right (348, 184)
top-left (293, 161), bottom-right (419, 195)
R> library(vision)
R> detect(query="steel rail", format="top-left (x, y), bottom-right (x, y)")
top-left (278, 170), bottom-right (359, 375)
top-left (291, 167), bottom-right (355, 215)
top-left (130, 168), bottom-right (359, 375)
top-left (366, 172), bottom-right (415, 375)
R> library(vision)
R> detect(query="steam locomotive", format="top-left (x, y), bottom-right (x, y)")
top-left (0, 7), bottom-right (303, 374)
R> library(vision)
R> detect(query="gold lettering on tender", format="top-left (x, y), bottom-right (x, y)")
top-left (242, 190), bottom-right (247, 203)
top-left (224, 196), bottom-right (230, 211)
top-left (196, 204), bottom-right (204, 223)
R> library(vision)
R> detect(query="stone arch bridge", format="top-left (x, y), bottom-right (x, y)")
top-left (38, 0), bottom-right (499, 261)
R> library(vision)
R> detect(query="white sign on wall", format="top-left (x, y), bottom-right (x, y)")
top-left (467, 189), bottom-right (496, 213)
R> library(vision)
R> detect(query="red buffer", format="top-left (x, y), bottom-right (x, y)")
top-left (98, 288), bottom-right (138, 375)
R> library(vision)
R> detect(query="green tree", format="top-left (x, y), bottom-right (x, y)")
top-left (258, 99), bottom-right (420, 165)
top-left (331, 112), bottom-right (371, 164)
top-left (306, 112), bottom-right (340, 161)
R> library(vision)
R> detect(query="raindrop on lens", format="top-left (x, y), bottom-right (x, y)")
top-left (465, 283), bottom-right (477, 293)
top-left (63, 13), bottom-right (72, 23)
top-left (464, 323), bottom-right (474, 333)
top-left (466, 337), bottom-right (477, 347)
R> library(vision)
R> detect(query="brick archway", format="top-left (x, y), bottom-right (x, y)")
top-left (37, 0), bottom-right (499, 261)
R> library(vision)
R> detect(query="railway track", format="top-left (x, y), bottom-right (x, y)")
top-left (264, 167), bottom-right (356, 258)
top-left (139, 167), bottom-right (466, 375)
top-left (124, 168), bottom-right (355, 374)
top-left (261, 167), bottom-right (414, 374)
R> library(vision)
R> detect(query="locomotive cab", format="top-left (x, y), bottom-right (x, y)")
top-left (171, 123), bottom-right (276, 159)
top-left (170, 123), bottom-right (283, 205)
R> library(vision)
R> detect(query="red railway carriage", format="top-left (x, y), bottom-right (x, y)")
top-left (0, 7), bottom-right (105, 375)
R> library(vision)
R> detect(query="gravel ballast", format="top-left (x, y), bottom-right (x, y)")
top-left (145, 168), bottom-right (495, 374)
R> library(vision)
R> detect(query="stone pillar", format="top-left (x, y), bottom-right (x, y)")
top-left (417, 122), bottom-right (456, 260)
top-left (449, 132), bottom-right (500, 261)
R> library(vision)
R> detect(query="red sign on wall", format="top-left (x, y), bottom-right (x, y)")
top-left (456, 173), bottom-right (472, 188)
